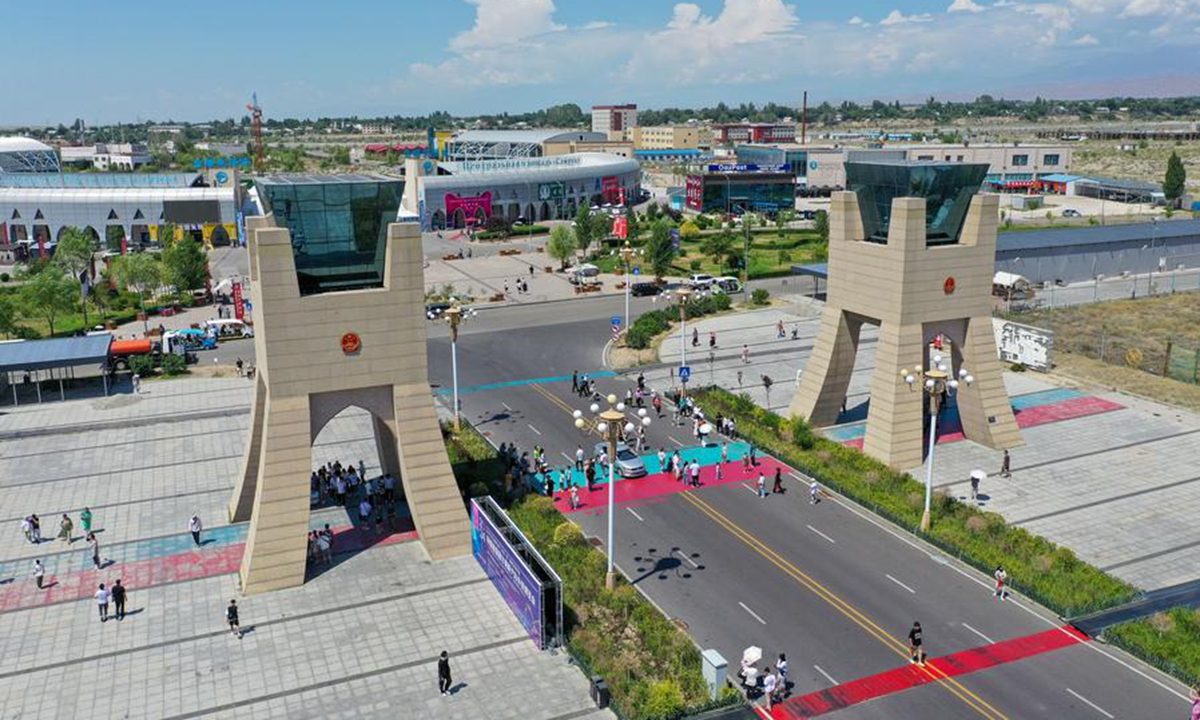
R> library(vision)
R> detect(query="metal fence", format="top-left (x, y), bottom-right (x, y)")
top-left (1168, 343), bottom-right (1200, 385)
top-left (1001, 266), bottom-right (1200, 313)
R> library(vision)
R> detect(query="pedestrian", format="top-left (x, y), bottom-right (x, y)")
top-left (776, 653), bottom-right (789, 692)
top-left (33, 559), bottom-right (44, 589)
top-left (21, 516), bottom-right (34, 544)
top-left (571, 370), bottom-right (579, 394)
top-left (810, 480), bottom-right (821, 505)
top-left (637, 373), bottom-right (645, 391)
top-left (741, 344), bottom-right (750, 364)
top-left (227, 599), bottom-right (242, 638)
top-left (236, 358), bottom-right (244, 377)
top-left (95, 583), bottom-right (110, 622)
top-left (757, 472), bottom-right (766, 498)
top-left (87, 531), bottom-right (102, 569)
top-left (575, 444), bottom-right (585, 472)
top-left (359, 497), bottom-right (372, 527)
top-left (189, 515), bottom-right (203, 546)
top-left (317, 530), bottom-right (332, 564)
top-left (112, 579), bottom-right (127, 621)
top-left (709, 331), bottom-right (716, 348)
top-left (1001, 449), bottom-right (1011, 478)
top-left (543, 474), bottom-right (553, 497)
top-left (132, 373), bottom-right (141, 394)
top-left (970, 472), bottom-right (981, 501)
top-left (80, 507), bottom-right (93, 534)
top-left (772, 467), bottom-right (783, 494)
top-left (777, 320), bottom-right (785, 338)
top-left (692, 327), bottom-right (699, 347)
top-left (720, 441), bottom-right (728, 465)
top-left (585, 461), bottom-right (596, 492)
top-left (30, 514), bottom-right (41, 543)
top-left (994, 566), bottom-right (1008, 600)
top-left (438, 650), bottom-right (453, 696)
top-left (748, 443), bottom-right (757, 466)
top-left (908, 622), bottom-right (925, 666)
top-left (58, 514), bottom-right (74, 543)
top-left (569, 486), bottom-right (580, 510)
top-left (657, 448), bottom-right (666, 473)
top-left (652, 393), bottom-right (663, 418)
top-left (689, 460), bottom-right (701, 487)
top-left (762, 669), bottom-right (777, 709)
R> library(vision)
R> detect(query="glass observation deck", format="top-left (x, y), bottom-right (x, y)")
top-left (255, 174), bottom-right (404, 295)
top-left (844, 161), bottom-right (988, 246)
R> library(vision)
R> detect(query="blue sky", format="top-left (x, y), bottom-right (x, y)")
top-left (6, 0), bottom-right (1200, 125)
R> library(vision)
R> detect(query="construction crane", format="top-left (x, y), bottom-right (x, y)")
top-left (246, 92), bottom-right (264, 173)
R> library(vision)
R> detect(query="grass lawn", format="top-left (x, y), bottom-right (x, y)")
top-left (589, 230), bottom-right (825, 279)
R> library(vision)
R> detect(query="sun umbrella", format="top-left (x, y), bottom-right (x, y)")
top-left (742, 646), bottom-right (763, 666)
top-left (970, 469), bottom-right (987, 481)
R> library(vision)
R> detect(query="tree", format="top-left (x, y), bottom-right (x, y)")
top-left (702, 231), bottom-right (735, 270)
top-left (625, 210), bottom-right (641, 241)
top-left (0, 294), bottom-right (18, 339)
top-left (644, 219), bottom-right (677, 280)
top-left (161, 236), bottom-right (209, 291)
top-left (113, 253), bottom-right (163, 334)
top-left (574, 204), bottom-right (595, 255)
top-left (679, 220), bottom-right (700, 241)
top-left (546, 225), bottom-right (577, 270)
top-left (775, 209), bottom-right (795, 231)
top-left (813, 210), bottom-right (829, 243)
top-left (590, 211), bottom-right (613, 243)
top-left (17, 266), bottom-right (77, 337)
top-left (1164, 151), bottom-right (1186, 205)
top-left (53, 227), bottom-right (96, 328)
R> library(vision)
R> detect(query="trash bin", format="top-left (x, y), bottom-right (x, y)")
top-left (590, 676), bottom-right (610, 709)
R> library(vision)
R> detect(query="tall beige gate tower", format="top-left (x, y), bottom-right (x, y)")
top-left (229, 175), bottom-right (470, 594)
top-left (790, 162), bottom-right (1022, 469)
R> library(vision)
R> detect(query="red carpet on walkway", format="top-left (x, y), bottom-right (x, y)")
top-left (769, 625), bottom-right (1088, 719)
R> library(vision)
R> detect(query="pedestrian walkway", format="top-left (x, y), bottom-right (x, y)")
top-left (766, 625), bottom-right (1088, 719)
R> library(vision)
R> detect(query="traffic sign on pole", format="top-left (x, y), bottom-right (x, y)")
top-left (611, 316), bottom-right (622, 341)
top-left (679, 366), bottom-right (692, 382)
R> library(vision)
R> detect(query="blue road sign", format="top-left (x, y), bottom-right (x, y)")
top-left (611, 316), bottom-right (621, 326)
top-left (679, 366), bottom-right (692, 382)
top-left (633, 267), bottom-right (641, 275)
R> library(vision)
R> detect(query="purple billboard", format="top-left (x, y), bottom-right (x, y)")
top-left (471, 499), bottom-right (544, 647)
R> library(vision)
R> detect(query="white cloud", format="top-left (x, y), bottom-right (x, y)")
top-left (848, 15), bottom-right (865, 24)
top-left (1071, 33), bottom-right (1100, 44)
top-left (880, 9), bottom-right (933, 25)
top-left (581, 20), bottom-right (614, 30)
top-left (948, 0), bottom-right (985, 12)
top-left (449, 0), bottom-right (563, 51)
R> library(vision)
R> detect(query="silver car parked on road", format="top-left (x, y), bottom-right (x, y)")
top-left (593, 442), bottom-right (647, 478)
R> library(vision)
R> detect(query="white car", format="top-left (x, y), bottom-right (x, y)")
top-left (1061, 208), bottom-right (1082, 218)
top-left (689, 274), bottom-right (715, 289)
top-left (711, 276), bottom-right (742, 294)
top-left (205, 318), bottom-right (254, 339)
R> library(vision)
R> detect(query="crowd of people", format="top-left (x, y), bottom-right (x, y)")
top-left (306, 459), bottom-right (404, 565)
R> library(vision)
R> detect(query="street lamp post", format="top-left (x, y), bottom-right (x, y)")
top-left (574, 395), bottom-right (651, 590)
top-left (439, 303), bottom-right (477, 431)
top-left (618, 240), bottom-right (641, 334)
top-left (901, 354), bottom-right (972, 532)
top-left (668, 286), bottom-right (694, 396)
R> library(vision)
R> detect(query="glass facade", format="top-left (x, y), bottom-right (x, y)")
top-left (699, 174), bottom-right (794, 215)
top-left (845, 161), bottom-right (987, 245)
top-left (257, 175), bottom-right (404, 295)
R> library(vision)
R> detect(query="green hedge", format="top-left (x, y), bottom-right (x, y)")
top-left (1107, 608), bottom-right (1200, 687)
top-left (692, 387), bottom-right (1137, 617)
top-left (475, 225), bottom-right (550, 240)
top-left (625, 293), bottom-right (732, 350)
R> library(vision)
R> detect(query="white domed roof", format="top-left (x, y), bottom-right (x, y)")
top-left (0, 137), bottom-right (54, 153)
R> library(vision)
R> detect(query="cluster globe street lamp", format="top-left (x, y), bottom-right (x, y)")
top-left (901, 353), bottom-right (973, 532)
top-left (574, 393), bottom-right (652, 590)
top-left (436, 302), bottom-right (477, 431)
top-left (615, 240), bottom-right (643, 334)
top-left (662, 285), bottom-right (694, 395)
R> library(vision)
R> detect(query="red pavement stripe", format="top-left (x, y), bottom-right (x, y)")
top-left (553, 458), bottom-right (791, 514)
top-left (0, 525), bottom-right (418, 613)
top-left (770, 625), bottom-right (1088, 719)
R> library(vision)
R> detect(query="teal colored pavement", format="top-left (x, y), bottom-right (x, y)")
top-left (534, 440), bottom-right (754, 488)
top-left (434, 370), bottom-right (619, 395)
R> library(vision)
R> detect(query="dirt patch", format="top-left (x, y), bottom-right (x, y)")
top-left (1049, 352), bottom-right (1200, 413)
top-left (608, 343), bottom-right (661, 370)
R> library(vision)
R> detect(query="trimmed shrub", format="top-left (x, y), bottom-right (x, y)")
top-left (161, 353), bottom-right (187, 376)
top-left (751, 288), bottom-right (770, 305)
top-left (129, 354), bottom-right (155, 377)
top-left (553, 521), bottom-right (585, 548)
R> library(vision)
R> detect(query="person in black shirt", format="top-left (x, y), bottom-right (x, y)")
top-left (111, 579), bottom-right (127, 621)
top-left (438, 650), bottom-right (452, 696)
top-left (908, 622), bottom-right (925, 666)
top-left (227, 599), bottom-right (242, 639)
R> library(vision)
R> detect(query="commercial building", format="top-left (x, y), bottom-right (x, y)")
top-left (713, 122), bottom-right (796, 145)
top-left (420, 153), bottom-right (640, 228)
top-left (443, 130), bottom-right (606, 161)
top-left (543, 138), bottom-right (634, 158)
top-left (0, 137), bottom-right (61, 174)
top-left (685, 165), bottom-right (794, 215)
top-left (591, 104), bottom-right (638, 140)
top-left (0, 171), bottom-right (243, 254)
top-left (631, 125), bottom-right (713, 150)
top-left (59, 142), bottom-right (153, 171)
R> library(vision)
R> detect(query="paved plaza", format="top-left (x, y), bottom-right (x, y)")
top-left (637, 296), bottom-right (1200, 592)
top-left (0, 377), bottom-right (612, 719)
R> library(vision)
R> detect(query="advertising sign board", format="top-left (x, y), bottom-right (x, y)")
top-left (445, 191), bottom-right (494, 221)
top-left (992, 318), bottom-right (1054, 372)
top-left (471, 499), bottom-right (544, 647)
top-left (685, 175), bottom-right (704, 211)
top-left (233, 282), bottom-right (245, 321)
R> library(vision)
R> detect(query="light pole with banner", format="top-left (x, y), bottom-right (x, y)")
top-left (574, 395), bottom-right (652, 590)
top-left (901, 353), bottom-right (972, 531)
top-left (618, 240), bottom-right (642, 333)
top-left (436, 302), bottom-right (477, 430)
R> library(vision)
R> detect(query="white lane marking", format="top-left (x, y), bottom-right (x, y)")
top-left (788, 471), bottom-right (806, 481)
top-left (741, 482), bottom-right (758, 494)
top-left (1066, 688), bottom-right (1115, 719)
top-left (527, 423), bottom-right (542, 435)
top-left (961, 622), bottom-right (995, 645)
top-left (813, 665), bottom-right (838, 685)
top-left (797, 471), bottom-right (1191, 702)
top-left (807, 524), bottom-right (836, 544)
top-left (674, 549), bottom-right (700, 569)
top-left (739, 601), bottom-right (767, 625)
top-left (626, 508), bottom-right (645, 522)
top-left (885, 574), bottom-right (916, 594)
top-left (501, 402), bottom-right (513, 411)
top-left (669, 437), bottom-right (684, 447)
top-left (561, 452), bottom-right (573, 463)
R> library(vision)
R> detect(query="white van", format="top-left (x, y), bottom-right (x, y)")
top-left (712, 276), bottom-right (741, 294)
top-left (205, 318), bottom-right (255, 339)
top-left (569, 263), bottom-right (601, 286)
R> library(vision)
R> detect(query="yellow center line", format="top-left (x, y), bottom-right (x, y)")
top-left (680, 491), bottom-right (1007, 720)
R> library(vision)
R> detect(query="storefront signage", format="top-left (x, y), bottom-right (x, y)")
top-left (445, 192), bottom-right (493, 221)
top-left (471, 499), bottom-right (544, 647)
top-left (707, 163), bottom-right (788, 173)
top-left (685, 175), bottom-right (704, 211)
top-left (601, 176), bottom-right (621, 203)
top-left (233, 282), bottom-right (244, 320)
top-left (538, 182), bottom-right (564, 201)
top-left (457, 156), bottom-right (582, 175)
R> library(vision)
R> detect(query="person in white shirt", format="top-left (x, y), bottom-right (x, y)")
top-left (656, 448), bottom-right (667, 474)
top-left (95, 583), bottom-right (110, 622)
top-left (21, 517), bottom-right (34, 544)
top-left (757, 472), bottom-right (767, 498)
top-left (776, 654), bottom-right (789, 694)
top-left (575, 446), bottom-right (585, 472)
top-left (762, 670), bottom-right (777, 709)
top-left (810, 481), bottom-right (821, 505)
top-left (359, 499), bottom-right (372, 526)
top-left (33, 559), bottom-right (45, 589)
top-left (189, 515), bottom-right (203, 546)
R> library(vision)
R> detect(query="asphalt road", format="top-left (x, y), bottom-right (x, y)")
top-left (425, 295), bottom-right (1192, 719)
